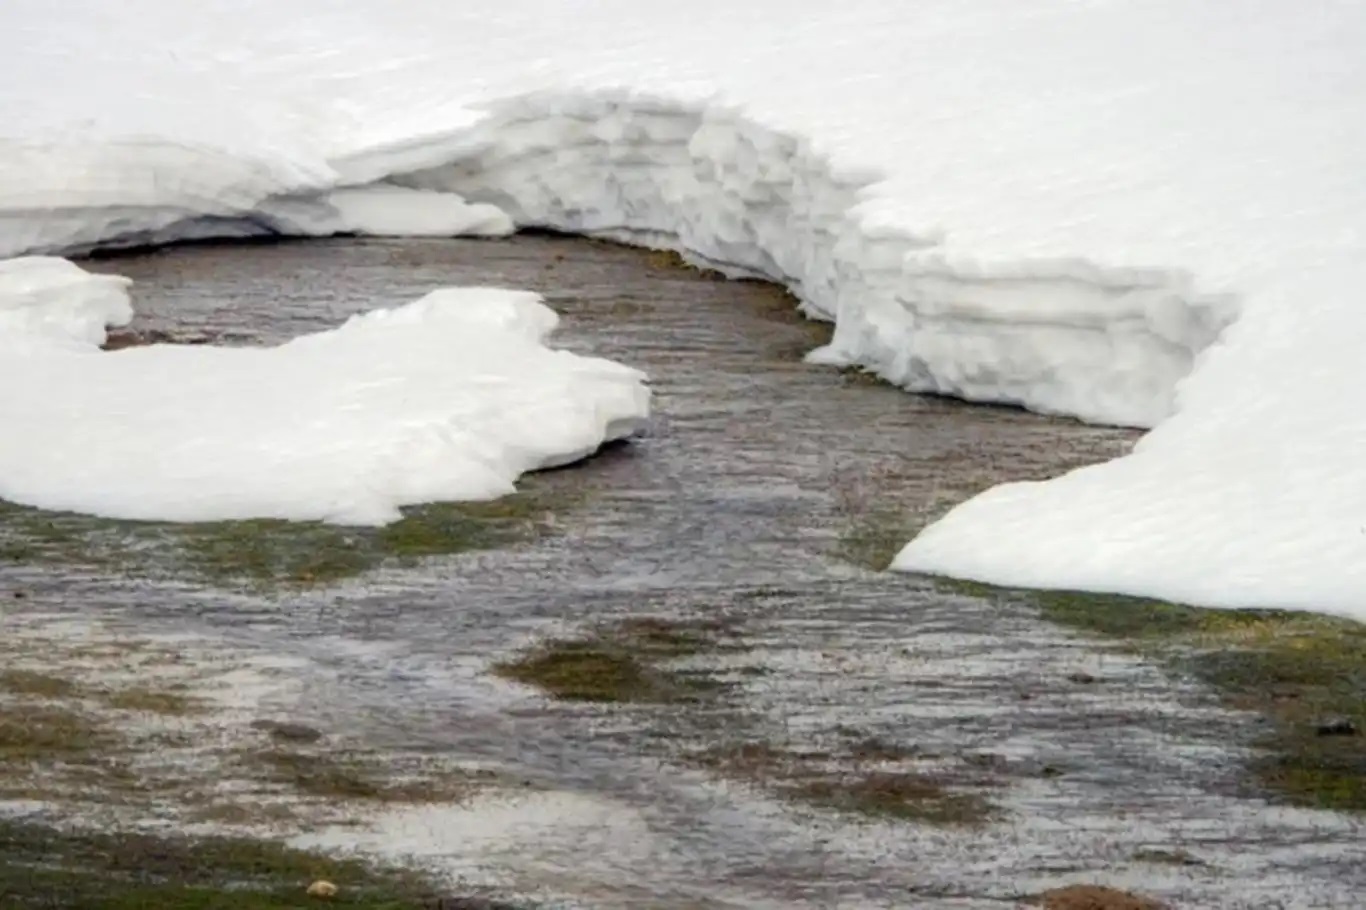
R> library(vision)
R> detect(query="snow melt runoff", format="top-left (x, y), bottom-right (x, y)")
top-left (2, 0), bottom-right (1364, 617)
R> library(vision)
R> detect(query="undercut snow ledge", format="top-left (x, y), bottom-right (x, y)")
top-left (3, 92), bottom-right (1236, 429)
top-left (372, 92), bottom-right (1236, 428)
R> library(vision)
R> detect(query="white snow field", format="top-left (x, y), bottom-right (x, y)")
top-left (1, 0), bottom-right (1364, 614)
top-left (0, 257), bottom-right (649, 524)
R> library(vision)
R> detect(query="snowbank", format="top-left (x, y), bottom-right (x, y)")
top-left (895, 283), bottom-right (1366, 620)
top-left (1, 0), bottom-right (1364, 613)
top-left (0, 257), bottom-right (649, 524)
top-left (0, 256), bottom-right (133, 349)
top-left (0, 0), bottom-right (1276, 429)
top-left (257, 184), bottom-right (514, 239)
top-left (0, 95), bottom-right (1234, 427)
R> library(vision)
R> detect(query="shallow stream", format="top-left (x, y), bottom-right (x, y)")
top-left (3, 235), bottom-right (1360, 909)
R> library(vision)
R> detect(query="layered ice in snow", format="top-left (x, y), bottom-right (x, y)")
top-left (0, 257), bottom-right (649, 524)
top-left (1, 0), bottom-right (1364, 614)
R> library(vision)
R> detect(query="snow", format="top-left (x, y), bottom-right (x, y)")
top-left (257, 184), bottom-right (514, 239)
top-left (895, 284), bottom-right (1366, 619)
top-left (0, 258), bottom-right (649, 524)
top-left (1, 0), bottom-right (1364, 613)
top-left (0, 256), bottom-right (132, 349)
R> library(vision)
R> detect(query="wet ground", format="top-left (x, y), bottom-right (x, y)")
top-left (3, 235), bottom-right (1362, 909)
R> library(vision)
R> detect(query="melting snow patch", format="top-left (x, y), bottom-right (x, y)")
top-left (0, 257), bottom-right (649, 524)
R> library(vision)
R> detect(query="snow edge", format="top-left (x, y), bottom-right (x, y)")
top-left (5, 90), bottom-right (1240, 430)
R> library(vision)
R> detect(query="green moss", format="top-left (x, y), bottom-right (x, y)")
top-left (935, 577), bottom-right (1012, 601)
top-left (610, 616), bottom-right (743, 660)
top-left (102, 686), bottom-right (203, 716)
top-left (245, 749), bottom-right (479, 805)
top-left (1255, 749), bottom-right (1366, 811)
top-left (375, 495), bottom-right (556, 559)
top-left (494, 643), bottom-right (683, 703)
top-left (1191, 634), bottom-right (1366, 811)
top-left (694, 741), bottom-right (993, 826)
top-left (0, 669), bottom-right (81, 699)
top-left (0, 817), bottom-right (445, 909)
top-left (791, 772), bottom-right (993, 826)
top-left (0, 703), bottom-right (108, 761)
top-left (254, 749), bottom-right (392, 801)
top-left (834, 505), bottom-right (918, 572)
top-left (0, 482), bottom-right (580, 588)
top-left (936, 578), bottom-right (1366, 813)
top-left (492, 616), bottom-right (740, 704)
top-left (0, 541), bottom-right (34, 561)
top-left (1034, 589), bottom-right (1251, 639)
top-left (1014, 585), bottom-right (1355, 648)
top-left (0, 698), bottom-right (183, 806)
top-left (186, 801), bottom-right (303, 828)
top-left (175, 520), bottom-right (373, 585)
top-left (0, 503), bottom-right (119, 567)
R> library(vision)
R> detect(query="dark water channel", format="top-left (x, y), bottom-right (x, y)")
top-left (5, 235), bottom-right (1361, 909)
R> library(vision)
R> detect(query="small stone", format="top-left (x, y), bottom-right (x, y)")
top-left (306, 880), bottom-right (338, 899)
top-left (1316, 718), bottom-right (1358, 737)
top-left (1067, 671), bottom-right (1098, 684)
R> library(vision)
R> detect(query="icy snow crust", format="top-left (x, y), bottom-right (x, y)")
top-left (0, 258), bottom-right (649, 524)
top-left (3, 0), bottom-right (1365, 613)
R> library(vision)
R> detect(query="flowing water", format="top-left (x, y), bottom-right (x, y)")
top-left (3, 235), bottom-right (1361, 909)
